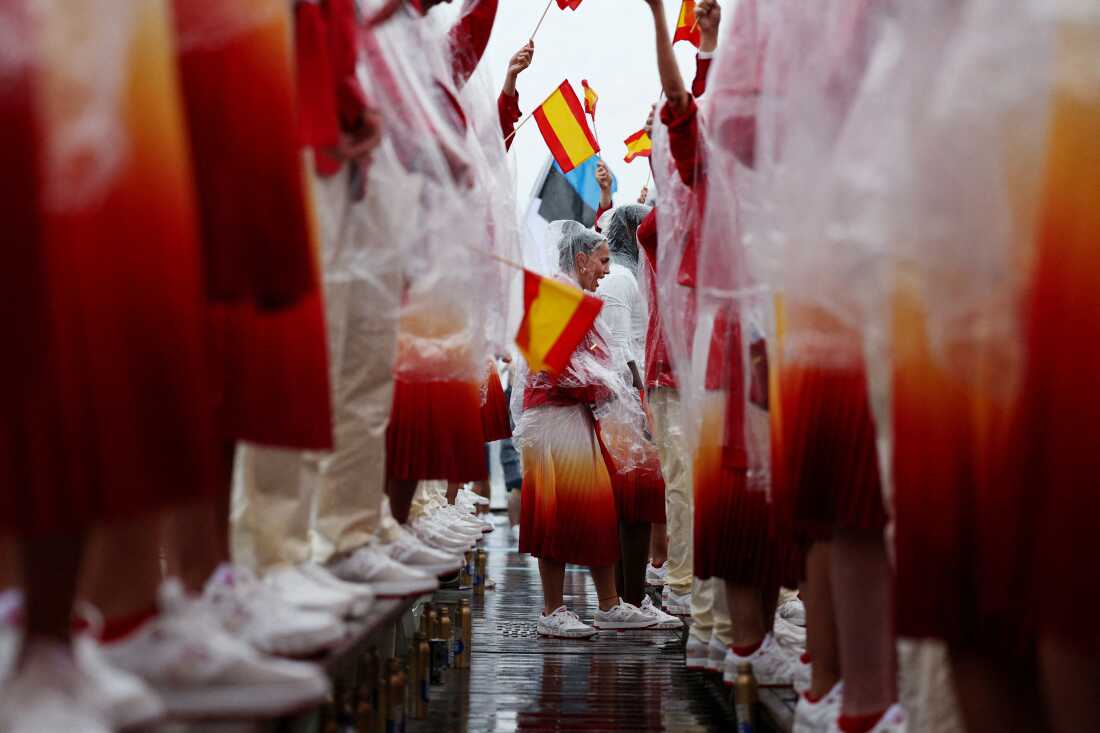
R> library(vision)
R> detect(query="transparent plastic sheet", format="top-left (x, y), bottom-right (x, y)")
top-left (649, 117), bottom-right (703, 453)
top-left (456, 60), bottom-right (522, 358)
top-left (356, 6), bottom-right (493, 385)
top-left (598, 204), bottom-right (651, 380)
top-left (690, 0), bottom-right (773, 492)
top-left (513, 226), bottom-right (650, 475)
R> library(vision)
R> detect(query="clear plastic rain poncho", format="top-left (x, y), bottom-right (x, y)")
top-left (681, 0), bottom-right (775, 492)
top-left (513, 222), bottom-right (650, 475)
top-left (355, 4), bottom-right (495, 388)
top-left (599, 204), bottom-right (652, 381)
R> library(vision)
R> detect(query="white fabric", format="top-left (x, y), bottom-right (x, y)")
top-left (596, 263), bottom-right (648, 378)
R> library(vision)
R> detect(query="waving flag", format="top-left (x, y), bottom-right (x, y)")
top-left (556, 0), bottom-right (583, 9)
top-left (516, 270), bottom-right (603, 373)
top-left (673, 0), bottom-right (701, 47)
top-left (623, 129), bottom-right (653, 163)
top-left (533, 80), bottom-right (600, 174)
top-left (581, 79), bottom-right (598, 119)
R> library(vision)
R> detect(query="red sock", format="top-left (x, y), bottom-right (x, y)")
top-left (800, 651), bottom-right (813, 664)
top-left (731, 639), bottom-right (763, 657)
top-left (100, 605), bottom-right (157, 643)
top-left (837, 710), bottom-right (887, 733)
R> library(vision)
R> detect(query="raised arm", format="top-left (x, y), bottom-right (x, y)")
top-left (499, 41), bottom-right (534, 149)
top-left (642, 0), bottom-right (689, 112)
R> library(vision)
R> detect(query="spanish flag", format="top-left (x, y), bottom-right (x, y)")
top-left (515, 270), bottom-right (604, 374)
top-left (556, 0), bottom-right (583, 9)
top-left (533, 80), bottom-right (601, 174)
top-left (623, 129), bottom-right (653, 163)
top-left (673, 0), bottom-right (701, 47)
top-left (581, 79), bottom-right (598, 119)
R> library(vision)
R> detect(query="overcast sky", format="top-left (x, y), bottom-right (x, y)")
top-left (436, 0), bottom-right (703, 208)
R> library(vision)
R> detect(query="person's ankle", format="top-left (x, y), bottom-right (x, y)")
top-left (731, 636), bottom-right (765, 657)
top-left (809, 673), bottom-right (842, 700)
top-left (598, 596), bottom-right (620, 612)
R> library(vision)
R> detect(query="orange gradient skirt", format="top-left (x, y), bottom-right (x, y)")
top-left (481, 367), bottom-right (513, 442)
top-left (694, 393), bottom-right (784, 585)
top-left (773, 306), bottom-right (886, 541)
top-left (520, 405), bottom-right (620, 567)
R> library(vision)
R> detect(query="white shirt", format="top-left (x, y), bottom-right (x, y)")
top-left (597, 263), bottom-right (648, 378)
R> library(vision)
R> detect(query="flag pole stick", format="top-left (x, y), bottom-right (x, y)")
top-left (530, 0), bottom-right (554, 41)
top-left (504, 110), bottom-right (537, 145)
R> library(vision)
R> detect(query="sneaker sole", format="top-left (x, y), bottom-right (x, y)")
top-left (592, 621), bottom-right (657, 630)
top-left (537, 630), bottom-right (597, 639)
top-left (371, 581), bottom-right (440, 599)
top-left (157, 678), bottom-right (329, 719)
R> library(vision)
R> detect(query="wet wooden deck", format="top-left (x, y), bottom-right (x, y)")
top-left (408, 518), bottom-right (760, 733)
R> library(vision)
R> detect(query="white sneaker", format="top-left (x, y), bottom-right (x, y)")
top-left (329, 546), bottom-right (439, 598)
top-left (0, 589), bottom-right (22, 684)
top-left (705, 635), bottom-right (726, 672)
top-left (102, 580), bottom-right (329, 718)
top-left (778, 597), bottom-right (806, 626)
top-left (827, 703), bottom-right (907, 733)
top-left (662, 586), bottom-right (692, 616)
top-left (510, 524), bottom-right (521, 542)
top-left (0, 639), bottom-right (113, 733)
top-left (793, 653), bottom-right (812, 695)
top-left (686, 634), bottom-right (709, 670)
top-left (723, 634), bottom-right (795, 687)
top-left (793, 680), bottom-right (843, 733)
top-left (427, 513), bottom-right (482, 541)
top-left (264, 565), bottom-right (364, 618)
top-left (377, 528), bottom-right (464, 577)
top-left (75, 634), bottom-right (166, 728)
top-left (593, 602), bottom-right (655, 630)
top-left (639, 596), bottom-right (683, 630)
top-left (459, 488), bottom-right (490, 506)
top-left (537, 606), bottom-right (597, 639)
top-left (296, 563), bottom-right (374, 617)
top-left (203, 564), bottom-right (346, 656)
top-left (645, 562), bottom-right (668, 586)
top-left (413, 519), bottom-right (474, 554)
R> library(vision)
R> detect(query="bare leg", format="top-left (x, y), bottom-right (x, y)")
top-left (1039, 635), bottom-right (1100, 733)
top-left (830, 529), bottom-right (896, 715)
top-left (805, 541), bottom-right (841, 698)
top-left (538, 557), bottom-right (566, 614)
top-left (506, 490), bottom-right (521, 529)
top-left (471, 480), bottom-right (491, 515)
top-left (616, 521), bottom-right (651, 606)
top-left (163, 442), bottom-right (235, 593)
top-left (81, 514), bottom-right (164, 620)
top-left (649, 522), bottom-right (668, 566)
top-left (589, 564), bottom-right (621, 612)
top-left (386, 479), bottom-right (418, 524)
top-left (950, 647), bottom-right (1044, 733)
top-left (725, 582), bottom-right (767, 648)
top-left (446, 482), bottom-right (462, 505)
top-left (22, 532), bottom-right (84, 645)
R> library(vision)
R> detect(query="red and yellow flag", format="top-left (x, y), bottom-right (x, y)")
top-left (533, 80), bottom-right (601, 174)
top-left (515, 270), bottom-right (604, 374)
top-left (673, 0), bottom-right (701, 47)
top-left (581, 79), bottom-right (598, 118)
top-left (623, 129), bottom-right (653, 163)
top-left (556, 0), bottom-right (583, 9)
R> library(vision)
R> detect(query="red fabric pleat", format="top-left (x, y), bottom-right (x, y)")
top-left (386, 380), bottom-right (488, 482)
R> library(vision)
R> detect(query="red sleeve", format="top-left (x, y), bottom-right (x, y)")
top-left (660, 97), bottom-right (700, 189)
top-left (324, 0), bottom-right (369, 134)
top-left (294, 2), bottom-right (340, 151)
top-left (691, 55), bottom-right (713, 98)
top-left (448, 0), bottom-right (499, 87)
top-left (499, 90), bottom-right (521, 150)
top-left (594, 201), bottom-right (612, 232)
top-left (637, 207), bottom-right (659, 271)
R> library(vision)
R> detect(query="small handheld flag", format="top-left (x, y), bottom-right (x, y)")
top-left (533, 81), bottom-right (601, 174)
top-left (623, 129), bottom-right (653, 163)
top-left (516, 270), bottom-right (604, 374)
top-left (556, 0), bottom-right (583, 9)
top-left (581, 80), bottom-right (598, 119)
top-left (673, 0), bottom-right (701, 47)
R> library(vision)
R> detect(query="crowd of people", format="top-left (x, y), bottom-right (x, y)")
top-left (1, 0), bottom-right (1097, 732)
